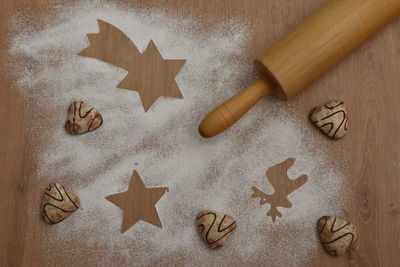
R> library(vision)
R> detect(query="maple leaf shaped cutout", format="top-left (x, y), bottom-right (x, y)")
top-left (251, 158), bottom-right (308, 222)
top-left (79, 20), bottom-right (185, 111)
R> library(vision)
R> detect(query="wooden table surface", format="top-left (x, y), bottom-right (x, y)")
top-left (1, 0), bottom-right (399, 266)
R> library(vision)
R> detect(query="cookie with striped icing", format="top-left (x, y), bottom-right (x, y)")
top-left (65, 101), bottom-right (103, 135)
top-left (310, 100), bottom-right (348, 139)
top-left (196, 210), bottom-right (237, 249)
top-left (41, 183), bottom-right (80, 224)
top-left (318, 216), bottom-right (358, 256)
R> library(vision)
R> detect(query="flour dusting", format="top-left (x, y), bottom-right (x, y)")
top-left (9, 1), bottom-right (347, 266)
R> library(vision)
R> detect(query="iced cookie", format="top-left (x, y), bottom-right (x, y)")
top-left (65, 101), bottom-right (103, 135)
top-left (41, 183), bottom-right (80, 224)
top-left (196, 210), bottom-right (236, 249)
top-left (318, 216), bottom-right (358, 256)
top-left (310, 100), bottom-right (348, 139)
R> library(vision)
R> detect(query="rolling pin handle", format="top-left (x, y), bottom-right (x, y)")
top-left (199, 78), bottom-right (274, 138)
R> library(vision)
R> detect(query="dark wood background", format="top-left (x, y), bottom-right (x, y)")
top-left (1, 0), bottom-right (399, 266)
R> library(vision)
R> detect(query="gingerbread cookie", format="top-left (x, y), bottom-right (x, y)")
top-left (310, 100), bottom-right (348, 139)
top-left (65, 101), bottom-right (103, 135)
top-left (41, 183), bottom-right (80, 224)
top-left (196, 210), bottom-right (236, 249)
top-left (318, 216), bottom-right (358, 256)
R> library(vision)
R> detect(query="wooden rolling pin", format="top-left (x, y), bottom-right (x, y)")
top-left (199, 0), bottom-right (400, 138)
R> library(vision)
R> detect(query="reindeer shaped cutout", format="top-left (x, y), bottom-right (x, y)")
top-left (251, 158), bottom-right (308, 222)
top-left (79, 20), bottom-right (185, 111)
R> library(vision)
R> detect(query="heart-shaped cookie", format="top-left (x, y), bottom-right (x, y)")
top-left (318, 216), bottom-right (358, 256)
top-left (310, 100), bottom-right (348, 139)
top-left (41, 183), bottom-right (80, 224)
top-left (65, 101), bottom-right (103, 135)
top-left (196, 210), bottom-right (237, 249)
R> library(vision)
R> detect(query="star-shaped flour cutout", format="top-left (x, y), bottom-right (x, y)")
top-left (79, 20), bottom-right (186, 111)
top-left (106, 170), bottom-right (169, 233)
top-left (117, 40), bottom-right (185, 111)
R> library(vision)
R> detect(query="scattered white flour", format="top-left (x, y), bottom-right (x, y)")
top-left (8, 1), bottom-right (347, 266)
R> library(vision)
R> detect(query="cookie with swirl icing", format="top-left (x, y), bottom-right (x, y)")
top-left (41, 183), bottom-right (80, 224)
top-left (65, 101), bottom-right (103, 135)
top-left (310, 100), bottom-right (348, 139)
top-left (196, 210), bottom-right (237, 249)
top-left (318, 216), bottom-right (358, 256)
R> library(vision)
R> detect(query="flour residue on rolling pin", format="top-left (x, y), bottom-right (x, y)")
top-left (8, 1), bottom-right (347, 266)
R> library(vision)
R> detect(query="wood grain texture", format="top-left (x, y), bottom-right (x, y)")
top-left (1, 0), bottom-right (399, 266)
